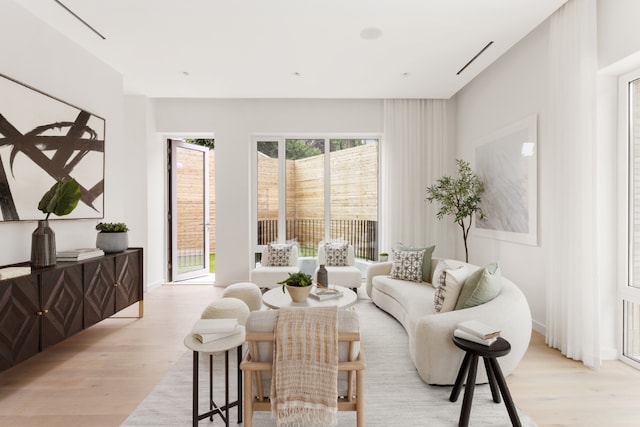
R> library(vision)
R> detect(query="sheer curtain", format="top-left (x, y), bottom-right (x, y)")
top-left (546, 0), bottom-right (600, 366)
top-left (381, 99), bottom-right (452, 256)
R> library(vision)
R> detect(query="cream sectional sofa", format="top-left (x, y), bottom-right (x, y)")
top-left (366, 258), bottom-right (532, 385)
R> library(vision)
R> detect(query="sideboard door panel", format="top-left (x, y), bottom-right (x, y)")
top-left (0, 275), bottom-right (40, 370)
top-left (115, 250), bottom-right (141, 312)
top-left (40, 265), bottom-right (84, 350)
top-left (83, 258), bottom-right (116, 327)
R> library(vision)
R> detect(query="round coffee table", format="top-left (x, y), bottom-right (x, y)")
top-left (262, 285), bottom-right (357, 309)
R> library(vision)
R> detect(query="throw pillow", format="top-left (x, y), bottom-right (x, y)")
top-left (433, 265), bottom-right (468, 312)
top-left (389, 249), bottom-right (426, 282)
top-left (431, 259), bottom-right (451, 288)
top-left (324, 242), bottom-right (349, 266)
top-left (454, 262), bottom-right (502, 310)
top-left (266, 244), bottom-right (292, 267)
top-left (396, 245), bottom-right (436, 283)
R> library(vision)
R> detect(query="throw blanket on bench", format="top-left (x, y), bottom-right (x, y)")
top-left (271, 306), bottom-right (339, 426)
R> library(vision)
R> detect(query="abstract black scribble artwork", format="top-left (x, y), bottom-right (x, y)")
top-left (0, 74), bottom-right (104, 221)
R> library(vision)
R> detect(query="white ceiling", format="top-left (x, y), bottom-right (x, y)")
top-left (15, 0), bottom-right (567, 99)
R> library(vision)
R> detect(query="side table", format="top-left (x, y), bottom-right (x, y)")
top-left (449, 336), bottom-right (521, 427)
top-left (183, 327), bottom-right (245, 427)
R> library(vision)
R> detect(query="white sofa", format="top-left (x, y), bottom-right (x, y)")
top-left (250, 245), bottom-right (300, 289)
top-left (366, 258), bottom-right (532, 385)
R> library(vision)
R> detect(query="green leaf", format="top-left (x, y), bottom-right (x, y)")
top-left (38, 179), bottom-right (81, 218)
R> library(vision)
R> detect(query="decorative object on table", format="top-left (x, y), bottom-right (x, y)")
top-left (317, 264), bottom-right (328, 287)
top-left (309, 286), bottom-right (343, 301)
top-left (278, 271), bottom-right (313, 302)
top-left (473, 114), bottom-right (538, 246)
top-left (95, 222), bottom-right (129, 253)
top-left (31, 178), bottom-right (82, 267)
top-left (0, 73), bottom-right (105, 222)
top-left (379, 252), bottom-right (388, 262)
top-left (425, 159), bottom-right (485, 262)
top-left (56, 247), bottom-right (104, 261)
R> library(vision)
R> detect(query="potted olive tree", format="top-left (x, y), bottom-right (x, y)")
top-left (425, 159), bottom-right (485, 263)
top-left (32, 178), bottom-right (82, 267)
top-left (278, 271), bottom-right (313, 302)
top-left (95, 222), bottom-right (129, 253)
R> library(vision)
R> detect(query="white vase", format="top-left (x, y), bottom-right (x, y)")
top-left (96, 232), bottom-right (128, 253)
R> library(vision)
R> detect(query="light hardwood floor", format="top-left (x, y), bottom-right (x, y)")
top-left (1, 284), bottom-right (639, 426)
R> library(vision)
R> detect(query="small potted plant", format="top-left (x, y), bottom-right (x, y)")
top-left (95, 222), bottom-right (129, 253)
top-left (379, 252), bottom-right (389, 262)
top-left (278, 271), bottom-right (313, 302)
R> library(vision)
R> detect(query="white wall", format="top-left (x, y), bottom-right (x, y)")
top-left (0, 1), bottom-right (142, 268)
top-left (454, 0), bottom-right (640, 358)
top-left (153, 98), bottom-right (383, 285)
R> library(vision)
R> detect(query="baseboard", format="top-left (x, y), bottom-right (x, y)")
top-left (600, 347), bottom-right (618, 361)
top-left (532, 319), bottom-right (545, 335)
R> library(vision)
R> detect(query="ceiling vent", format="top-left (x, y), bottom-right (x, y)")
top-left (456, 41), bottom-right (493, 75)
top-left (54, 0), bottom-right (106, 40)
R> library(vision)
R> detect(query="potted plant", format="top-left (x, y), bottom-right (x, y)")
top-left (32, 178), bottom-right (82, 267)
top-left (425, 159), bottom-right (485, 263)
top-left (278, 271), bottom-right (313, 302)
top-left (379, 252), bottom-right (389, 262)
top-left (95, 222), bottom-right (129, 253)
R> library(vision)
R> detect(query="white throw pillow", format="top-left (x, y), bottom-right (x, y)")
top-left (324, 242), bottom-right (349, 266)
top-left (433, 265), bottom-right (468, 312)
top-left (431, 259), bottom-right (451, 288)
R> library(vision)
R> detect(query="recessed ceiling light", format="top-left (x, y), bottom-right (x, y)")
top-left (360, 27), bottom-right (382, 41)
top-left (402, 72), bottom-right (410, 77)
top-left (292, 72), bottom-right (301, 77)
top-left (182, 71), bottom-right (190, 76)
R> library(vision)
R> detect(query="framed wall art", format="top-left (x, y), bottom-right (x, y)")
top-left (473, 114), bottom-right (537, 246)
top-left (0, 73), bottom-right (104, 221)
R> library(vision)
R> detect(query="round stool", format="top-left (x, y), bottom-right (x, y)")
top-left (449, 336), bottom-right (521, 427)
top-left (201, 297), bottom-right (250, 326)
top-left (222, 282), bottom-right (263, 311)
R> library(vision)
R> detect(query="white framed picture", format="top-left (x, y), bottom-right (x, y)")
top-left (473, 114), bottom-right (538, 246)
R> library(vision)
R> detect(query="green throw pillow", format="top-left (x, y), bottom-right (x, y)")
top-left (396, 245), bottom-right (435, 283)
top-left (454, 262), bottom-right (502, 310)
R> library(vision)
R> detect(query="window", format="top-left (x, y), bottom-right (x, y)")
top-left (253, 136), bottom-right (379, 262)
top-left (621, 71), bottom-right (640, 367)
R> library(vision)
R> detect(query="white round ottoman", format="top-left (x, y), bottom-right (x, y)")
top-left (222, 282), bottom-right (263, 311)
top-left (201, 297), bottom-right (250, 325)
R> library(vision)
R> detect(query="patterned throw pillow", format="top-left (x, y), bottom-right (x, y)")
top-left (433, 265), bottom-right (468, 312)
top-left (389, 249), bottom-right (425, 282)
top-left (266, 244), bottom-right (291, 267)
top-left (325, 242), bottom-right (349, 266)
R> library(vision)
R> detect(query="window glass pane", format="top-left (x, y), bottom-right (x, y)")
top-left (329, 139), bottom-right (378, 261)
top-left (631, 79), bottom-right (640, 288)
top-left (624, 300), bottom-right (640, 363)
top-left (285, 139), bottom-right (324, 256)
top-left (257, 141), bottom-right (279, 245)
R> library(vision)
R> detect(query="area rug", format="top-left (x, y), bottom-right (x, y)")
top-left (122, 299), bottom-right (536, 426)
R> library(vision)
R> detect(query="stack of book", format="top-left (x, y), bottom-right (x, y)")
top-left (310, 286), bottom-right (343, 300)
top-left (453, 319), bottom-right (501, 346)
top-left (56, 248), bottom-right (105, 261)
top-left (191, 318), bottom-right (239, 343)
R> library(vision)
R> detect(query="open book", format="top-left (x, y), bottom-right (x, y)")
top-left (191, 318), bottom-right (239, 343)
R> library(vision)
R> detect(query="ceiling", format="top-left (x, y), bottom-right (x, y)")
top-left (15, 0), bottom-right (567, 99)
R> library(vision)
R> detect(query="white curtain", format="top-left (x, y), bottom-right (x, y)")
top-left (381, 99), bottom-right (452, 256)
top-left (546, 0), bottom-right (600, 366)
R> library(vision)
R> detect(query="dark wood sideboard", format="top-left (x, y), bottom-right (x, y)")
top-left (0, 247), bottom-right (143, 372)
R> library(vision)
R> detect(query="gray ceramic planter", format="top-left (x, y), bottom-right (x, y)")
top-left (96, 232), bottom-right (128, 253)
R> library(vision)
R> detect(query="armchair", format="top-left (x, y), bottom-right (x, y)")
top-left (314, 243), bottom-right (362, 292)
top-left (249, 244), bottom-right (299, 289)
